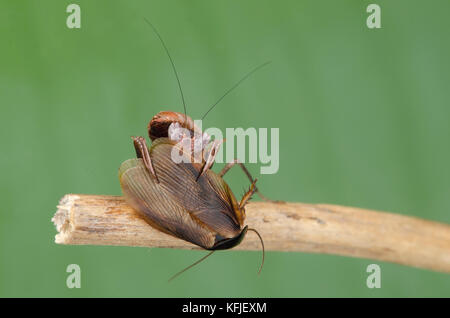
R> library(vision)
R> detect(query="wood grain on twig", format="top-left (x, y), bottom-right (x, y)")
top-left (52, 194), bottom-right (450, 273)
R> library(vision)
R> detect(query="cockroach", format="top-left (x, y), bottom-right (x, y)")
top-left (119, 19), bottom-right (271, 281)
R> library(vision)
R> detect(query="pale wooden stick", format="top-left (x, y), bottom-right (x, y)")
top-left (52, 194), bottom-right (450, 273)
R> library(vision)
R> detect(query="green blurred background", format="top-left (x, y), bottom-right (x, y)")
top-left (1, 0), bottom-right (449, 297)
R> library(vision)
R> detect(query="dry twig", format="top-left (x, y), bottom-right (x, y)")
top-left (52, 194), bottom-right (450, 273)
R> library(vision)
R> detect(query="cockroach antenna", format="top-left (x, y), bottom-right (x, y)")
top-left (201, 61), bottom-right (272, 121)
top-left (143, 17), bottom-right (188, 122)
top-left (248, 228), bottom-right (265, 274)
top-left (168, 251), bottom-right (215, 282)
top-left (168, 227), bottom-right (264, 282)
top-left (132, 21), bottom-right (269, 282)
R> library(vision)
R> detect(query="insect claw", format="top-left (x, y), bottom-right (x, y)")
top-left (239, 178), bottom-right (258, 209)
top-left (196, 139), bottom-right (223, 182)
top-left (132, 136), bottom-right (160, 183)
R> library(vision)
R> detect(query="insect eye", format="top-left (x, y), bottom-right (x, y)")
top-left (168, 122), bottom-right (186, 141)
top-left (192, 131), bottom-right (210, 153)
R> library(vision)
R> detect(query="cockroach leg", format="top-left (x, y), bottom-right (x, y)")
top-left (132, 136), bottom-right (160, 183)
top-left (239, 178), bottom-right (257, 209)
top-left (196, 139), bottom-right (223, 181)
top-left (219, 159), bottom-right (274, 202)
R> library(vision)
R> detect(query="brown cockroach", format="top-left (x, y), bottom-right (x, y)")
top-left (118, 19), bottom-right (270, 281)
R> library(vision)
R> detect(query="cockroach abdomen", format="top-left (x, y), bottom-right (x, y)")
top-left (209, 226), bottom-right (248, 251)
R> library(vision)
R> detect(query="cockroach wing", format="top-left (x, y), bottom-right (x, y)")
top-left (150, 139), bottom-right (243, 237)
top-left (119, 158), bottom-right (216, 249)
top-left (119, 138), bottom-right (244, 249)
